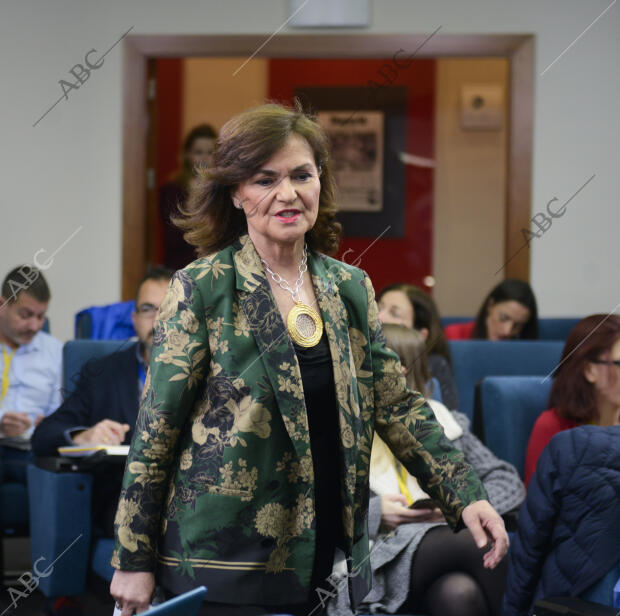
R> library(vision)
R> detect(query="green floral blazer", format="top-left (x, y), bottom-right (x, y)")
top-left (112, 234), bottom-right (487, 606)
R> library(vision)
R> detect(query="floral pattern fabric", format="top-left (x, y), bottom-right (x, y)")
top-left (112, 234), bottom-right (487, 605)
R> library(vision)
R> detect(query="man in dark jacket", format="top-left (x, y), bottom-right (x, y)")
top-left (32, 267), bottom-right (173, 534)
top-left (32, 268), bottom-right (172, 616)
top-left (503, 425), bottom-right (620, 615)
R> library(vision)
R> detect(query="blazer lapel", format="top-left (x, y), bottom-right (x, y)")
top-left (232, 235), bottom-right (312, 459)
top-left (232, 236), bottom-right (362, 539)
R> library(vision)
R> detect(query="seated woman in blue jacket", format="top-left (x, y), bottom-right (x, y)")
top-left (503, 424), bottom-right (620, 615)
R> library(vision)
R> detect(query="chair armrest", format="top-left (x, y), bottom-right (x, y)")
top-left (27, 463), bottom-right (93, 597)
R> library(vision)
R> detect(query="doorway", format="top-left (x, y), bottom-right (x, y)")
top-left (121, 33), bottom-right (534, 314)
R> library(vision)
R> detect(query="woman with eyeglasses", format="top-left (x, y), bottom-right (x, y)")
top-left (504, 314), bottom-right (620, 614)
top-left (523, 313), bottom-right (620, 486)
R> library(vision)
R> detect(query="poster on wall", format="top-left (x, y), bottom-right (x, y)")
top-left (317, 111), bottom-right (384, 212)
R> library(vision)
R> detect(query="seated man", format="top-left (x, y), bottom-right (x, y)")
top-left (32, 267), bottom-right (173, 536)
top-left (0, 265), bottom-right (63, 483)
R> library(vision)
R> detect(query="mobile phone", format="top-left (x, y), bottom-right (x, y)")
top-left (410, 498), bottom-right (435, 510)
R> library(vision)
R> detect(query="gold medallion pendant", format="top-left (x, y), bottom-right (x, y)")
top-left (287, 301), bottom-right (323, 348)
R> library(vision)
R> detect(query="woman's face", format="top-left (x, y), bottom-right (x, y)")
top-left (378, 290), bottom-right (414, 328)
top-left (585, 338), bottom-right (620, 422)
top-left (232, 134), bottom-right (321, 250)
top-left (186, 137), bottom-right (216, 170)
top-left (485, 300), bottom-right (531, 340)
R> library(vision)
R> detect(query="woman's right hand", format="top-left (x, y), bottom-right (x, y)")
top-left (380, 493), bottom-right (444, 530)
top-left (110, 570), bottom-right (155, 615)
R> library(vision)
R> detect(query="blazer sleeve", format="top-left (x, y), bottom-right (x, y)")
top-left (364, 275), bottom-right (487, 529)
top-left (502, 436), bottom-right (564, 616)
top-left (31, 375), bottom-right (97, 455)
top-left (112, 270), bottom-right (210, 572)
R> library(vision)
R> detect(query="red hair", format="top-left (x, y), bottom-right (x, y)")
top-left (550, 314), bottom-right (620, 423)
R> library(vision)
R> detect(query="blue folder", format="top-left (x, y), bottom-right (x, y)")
top-left (144, 587), bottom-right (207, 615)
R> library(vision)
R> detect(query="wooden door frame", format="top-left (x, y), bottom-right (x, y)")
top-left (121, 33), bottom-right (534, 299)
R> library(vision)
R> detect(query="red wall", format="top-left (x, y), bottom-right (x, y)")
top-left (155, 59), bottom-right (184, 264)
top-left (268, 59), bottom-right (435, 294)
top-left (156, 59), bottom-right (184, 188)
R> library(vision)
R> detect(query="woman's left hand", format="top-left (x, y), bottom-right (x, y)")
top-left (461, 500), bottom-right (509, 569)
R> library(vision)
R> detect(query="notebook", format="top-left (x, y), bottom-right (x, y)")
top-left (58, 445), bottom-right (129, 457)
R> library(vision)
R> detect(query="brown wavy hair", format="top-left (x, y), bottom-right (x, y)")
top-left (174, 101), bottom-right (341, 256)
top-left (549, 314), bottom-right (620, 423)
top-left (378, 283), bottom-right (451, 365)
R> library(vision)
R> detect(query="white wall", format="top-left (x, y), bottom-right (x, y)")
top-left (433, 59), bottom-right (508, 316)
top-left (1, 0), bottom-right (618, 341)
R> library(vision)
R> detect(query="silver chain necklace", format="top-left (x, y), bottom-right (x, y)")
top-left (260, 245), bottom-right (308, 304)
top-left (259, 244), bottom-right (323, 348)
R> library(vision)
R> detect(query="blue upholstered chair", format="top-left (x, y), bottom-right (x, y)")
top-left (28, 339), bottom-right (131, 597)
top-left (475, 376), bottom-right (552, 478)
top-left (479, 377), bottom-right (620, 610)
top-left (441, 316), bottom-right (580, 340)
top-left (537, 317), bottom-right (581, 340)
top-left (62, 339), bottom-right (131, 396)
top-left (440, 316), bottom-right (471, 329)
top-left (27, 464), bottom-right (94, 596)
top-left (74, 300), bottom-right (136, 339)
top-left (580, 560), bottom-right (620, 608)
top-left (448, 340), bottom-right (563, 422)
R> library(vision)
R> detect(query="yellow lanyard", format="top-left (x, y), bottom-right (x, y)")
top-left (394, 458), bottom-right (414, 505)
top-left (1, 345), bottom-right (16, 402)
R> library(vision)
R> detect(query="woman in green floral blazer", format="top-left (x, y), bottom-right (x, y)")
top-left (110, 102), bottom-right (508, 616)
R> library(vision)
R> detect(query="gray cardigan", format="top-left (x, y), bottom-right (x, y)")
top-left (327, 412), bottom-right (525, 615)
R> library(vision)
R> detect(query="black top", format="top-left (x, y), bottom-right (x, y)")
top-left (293, 330), bottom-right (344, 603)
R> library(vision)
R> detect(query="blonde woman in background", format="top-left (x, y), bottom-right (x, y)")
top-left (328, 324), bottom-right (525, 616)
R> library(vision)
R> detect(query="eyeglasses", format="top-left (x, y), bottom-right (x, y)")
top-left (135, 304), bottom-right (158, 318)
top-left (591, 359), bottom-right (620, 368)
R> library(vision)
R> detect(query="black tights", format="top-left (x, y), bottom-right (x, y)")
top-left (400, 526), bottom-right (508, 616)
